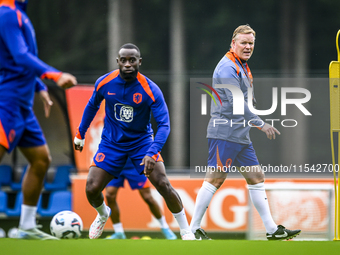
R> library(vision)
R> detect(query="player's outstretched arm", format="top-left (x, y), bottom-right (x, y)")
top-left (261, 123), bottom-right (281, 140)
top-left (56, 73), bottom-right (77, 89)
top-left (73, 80), bottom-right (104, 153)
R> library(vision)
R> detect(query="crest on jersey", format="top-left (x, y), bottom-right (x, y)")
top-left (95, 153), bottom-right (105, 162)
top-left (133, 93), bottom-right (142, 104)
top-left (114, 103), bottom-right (134, 122)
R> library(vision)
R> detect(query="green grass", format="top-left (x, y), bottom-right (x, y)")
top-left (1, 239), bottom-right (340, 255)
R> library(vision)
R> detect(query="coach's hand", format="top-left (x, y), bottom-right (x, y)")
top-left (261, 123), bottom-right (281, 140)
top-left (140, 156), bottom-right (155, 177)
top-left (74, 136), bottom-right (85, 152)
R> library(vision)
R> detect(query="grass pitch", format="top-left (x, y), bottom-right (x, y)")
top-left (1, 239), bottom-right (340, 255)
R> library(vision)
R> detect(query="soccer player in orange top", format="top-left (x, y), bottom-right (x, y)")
top-left (0, 0), bottom-right (77, 240)
top-left (74, 43), bottom-right (194, 240)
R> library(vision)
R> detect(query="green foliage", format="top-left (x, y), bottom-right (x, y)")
top-left (26, 0), bottom-right (340, 75)
top-left (27, 0), bottom-right (108, 73)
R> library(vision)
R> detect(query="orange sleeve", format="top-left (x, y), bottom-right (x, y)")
top-left (40, 71), bottom-right (62, 82)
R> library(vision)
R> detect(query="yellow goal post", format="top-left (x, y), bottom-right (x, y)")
top-left (329, 29), bottom-right (340, 241)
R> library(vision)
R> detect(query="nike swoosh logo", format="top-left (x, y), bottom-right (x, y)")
top-left (275, 231), bottom-right (288, 238)
top-left (196, 237), bottom-right (202, 240)
top-left (108, 92), bottom-right (116, 95)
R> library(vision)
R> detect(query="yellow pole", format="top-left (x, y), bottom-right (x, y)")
top-left (338, 134), bottom-right (340, 240)
top-left (331, 132), bottom-right (337, 240)
top-left (330, 30), bottom-right (340, 240)
top-left (334, 30), bottom-right (340, 240)
top-left (337, 30), bottom-right (340, 62)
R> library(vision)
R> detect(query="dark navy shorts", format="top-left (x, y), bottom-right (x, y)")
top-left (0, 105), bottom-right (46, 153)
top-left (207, 139), bottom-right (259, 172)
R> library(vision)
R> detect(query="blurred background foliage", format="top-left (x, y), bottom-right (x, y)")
top-left (28, 0), bottom-right (340, 76)
top-left (4, 0), bottom-right (336, 171)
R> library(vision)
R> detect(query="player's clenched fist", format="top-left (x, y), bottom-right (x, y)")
top-left (57, 73), bottom-right (77, 89)
top-left (74, 131), bottom-right (85, 152)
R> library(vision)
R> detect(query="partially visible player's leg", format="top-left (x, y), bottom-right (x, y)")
top-left (105, 185), bottom-right (126, 239)
top-left (233, 142), bottom-right (278, 236)
top-left (148, 162), bottom-right (194, 240)
top-left (236, 142), bottom-right (282, 237)
top-left (190, 139), bottom-right (232, 239)
top-left (139, 187), bottom-right (177, 240)
top-left (1, 146), bottom-right (55, 240)
top-left (190, 176), bottom-right (224, 240)
top-left (1, 108), bottom-right (57, 239)
top-left (139, 187), bottom-right (162, 218)
top-left (131, 141), bottom-right (194, 240)
top-left (87, 166), bottom-right (114, 207)
top-left (20, 145), bottom-right (51, 207)
top-left (148, 162), bottom-right (182, 212)
top-left (105, 186), bottom-right (121, 224)
top-left (88, 141), bottom-right (129, 239)
top-left (239, 164), bottom-right (301, 240)
top-left (239, 165), bottom-right (278, 233)
top-left (86, 166), bottom-right (114, 239)
top-left (16, 145), bottom-right (57, 240)
top-left (87, 141), bottom-right (125, 209)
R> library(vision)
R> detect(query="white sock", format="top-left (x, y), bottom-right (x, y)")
top-left (248, 183), bottom-right (277, 234)
top-left (157, 216), bottom-right (169, 229)
top-left (172, 208), bottom-right (190, 231)
top-left (95, 202), bottom-right (109, 220)
top-left (19, 205), bottom-right (37, 230)
top-left (190, 181), bottom-right (217, 232)
top-left (113, 223), bottom-right (124, 233)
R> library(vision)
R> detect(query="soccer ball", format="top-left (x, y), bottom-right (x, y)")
top-left (50, 210), bottom-right (83, 239)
